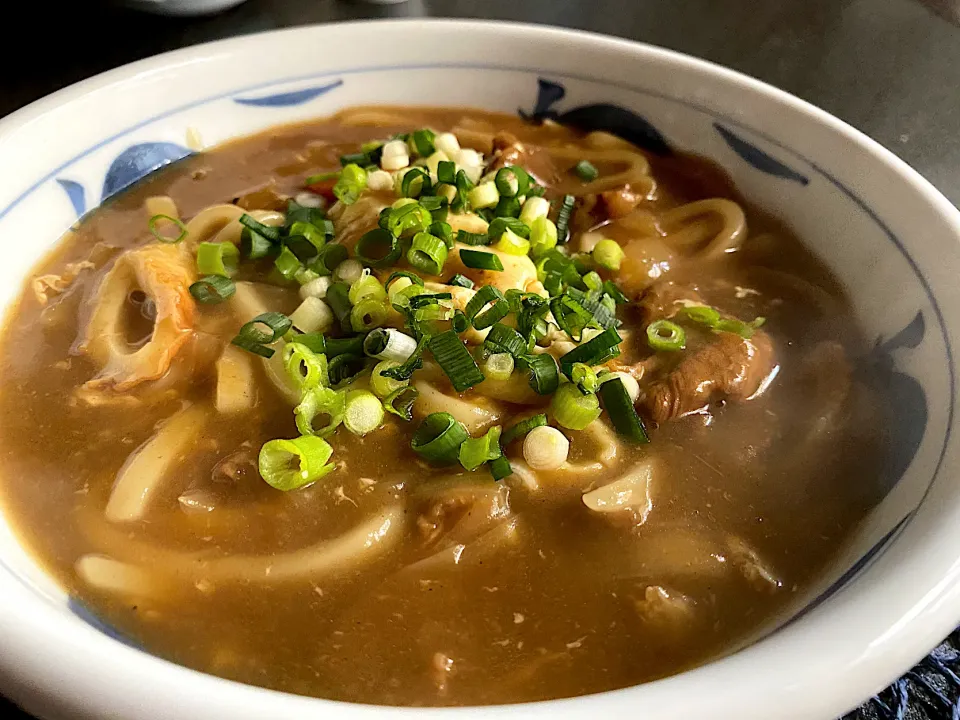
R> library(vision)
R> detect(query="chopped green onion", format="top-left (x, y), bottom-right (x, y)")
top-left (323, 335), bottom-right (365, 358)
top-left (148, 214), bottom-right (188, 244)
top-left (551, 294), bottom-right (595, 342)
top-left (286, 200), bottom-right (328, 226)
top-left (240, 228), bottom-right (274, 260)
top-left (295, 386), bottom-right (344, 438)
top-left (334, 258), bottom-right (364, 286)
top-left (489, 217), bottom-right (531, 240)
top-left (296, 268), bottom-right (322, 287)
top-left (465, 285), bottom-right (508, 331)
top-left (428, 221), bottom-right (453, 248)
top-left (308, 243), bottom-right (348, 276)
top-left (581, 271), bottom-right (604, 292)
top-left (196, 241), bottom-right (239, 277)
top-left (411, 412), bottom-right (469, 465)
top-left (407, 232), bottom-right (448, 276)
top-left (383, 386), bottom-right (418, 421)
top-left (593, 239), bottom-right (624, 271)
top-left (519, 197), bottom-right (551, 225)
top-left (555, 194), bottom-right (576, 243)
top-left (355, 228), bottom-right (401, 268)
top-left (598, 378), bottom-right (649, 443)
top-left (565, 286), bottom-right (618, 330)
top-left (571, 362), bottom-right (599, 394)
top-left (411, 129), bottom-right (436, 157)
top-left (573, 160), bottom-right (599, 182)
top-left (484, 323), bottom-right (527, 358)
top-left (339, 152), bottom-right (367, 167)
top-left (286, 221), bottom-right (329, 261)
top-left (189, 275), bottom-right (235, 304)
top-left (351, 298), bottom-right (388, 332)
top-left (305, 171), bottom-right (340, 185)
top-left (380, 334), bottom-right (428, 382)
top-left (550, 382), bottom-right (602, 430)
top-left (401, 168), bottom-right (431, 198)
top-left (646, 319), bottom-right (686, 351)
top-left (343, 390), bottom-right (384, 436)
top-left (327, 353), bottom-right (367, 386)
top-left (283, 341), bottom-right (328, 392)
top-left (387, 202), bottom-right (432, 238)
top-left (437, 160), bottom-right (456, 185)
top-left (239, 214), bottom-right (282, 243)
top-left (494, 196), bottom-right (522, 219)
top-left (259, 435), bottom-right (335, 491)
top-left (455, 230), bottom-right (491, 246)
top-left (558, 327), bottom-right (622, 377)
top-left (364, 328), bottom-right (418, 363)
top-left (428, 331), bottom-right (485, 392)
top-left (604, 280), bottom-right (629, 304)
top-left (468, 182), bottom-right (499, 210)
top-left (449, 274), bottom-right (475, 289)
top-left (289, 296), bottom-right (333, 334)
top-left (232, 312), bottom-right (292, 358)
top-left (525, 353), bottom-right (560, 395)
top-left (452, 169), bottom-right (475, 213)
top-left (502, 413), bottom-right (548, 445)
top-left (459, 426), bottom-right (503, 471)
top-left (494, 228), bottom-right (531, 256)
top-left (489, 455), bottom-right (513, 481)
top-left (333, 164), bottom-right (367, 205)
top-left (529, 217), bottom-right (558, 258)
top-left (483, 352), bottom-right (515, 381)
top-left (459, 249), bottom-right (503, 271)
top-left (386, 270), bottom-right (424, 291)
top-left (324, 282), bottom-right (353, 333)
top-left (715, 317), bottom-right (764, 339)
top-left (370, 359), bottom-right (408, 398)
top-left (451, 309), bottom-right (469, 333)
top-left (494, 167), bottom-right (522, 197)
top-left (348, 274), bottom-right (386, 304)
top-left (274, 246), bottom-right (303, 280)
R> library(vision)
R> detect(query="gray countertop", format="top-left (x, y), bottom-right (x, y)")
top-left (3, 0), bottom-right (959, 717)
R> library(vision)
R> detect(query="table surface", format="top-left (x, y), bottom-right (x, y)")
top-left (4, 0), bottom-right (960, 717)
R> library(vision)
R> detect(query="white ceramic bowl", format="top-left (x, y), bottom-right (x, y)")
top-left (0, 20), bottom-right (958, 720)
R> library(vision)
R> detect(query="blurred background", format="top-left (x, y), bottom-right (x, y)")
top-left (4, 1), bottom-right (960, 718)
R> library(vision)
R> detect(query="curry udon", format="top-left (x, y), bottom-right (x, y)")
top-left (0, 107), bottom-right (890, 706)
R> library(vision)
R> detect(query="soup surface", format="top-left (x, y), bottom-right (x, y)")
top-left (0, 107), bottom-right (891, 705)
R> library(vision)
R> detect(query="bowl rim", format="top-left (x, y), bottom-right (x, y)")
top-left (0, 18), bottom-right (959, 720)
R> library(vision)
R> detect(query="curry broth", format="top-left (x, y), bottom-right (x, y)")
top-left (0, 108), bottom-right (886, 705)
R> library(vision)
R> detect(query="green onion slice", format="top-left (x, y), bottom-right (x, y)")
top-left (558, 327), bottom-right (622, 377)
top-left (459, 249), bottom-right (503, 271)
top-left (603, 280), bottom-right (628, 304)
top-left (646, 319), bottom-right (686, 351)
top-left (494, 196), bottom-right (522, 219)
top-left (428, 330), bottom-right (485, 392)
top-left (437, 160), bottom-right (456, 185)
top-left (411, 128), bottom-right (436, 157)
top-left (355, 228), bottom-right (401, 268)
top-left (465, 285), bottom-right (508, 331)
top-left (333, 164), bottom-right (367, 205)
top-left (274, 246), bottom-right (303, 279)
top-left (483, 352), bottom-right (515, 381)
top-left (598, 378), bottom-right (649, 443)
top-left (381, 334), bottom-right (428, 381)
top-left (189, 275), bottom-right (235, 304)
top-left (550, 382), bottom-right (602, 430)
top-left (343, 390), bottom-right (385, 436)
top-left (196, 241), bottom-right (239, 277)
top-left (383, 386), bottom-right (419, 421)
top-left (571, 362), bottom-right (599, 394)
top-left (449, 274), bottom-right (475, 289)
top-left (428, 221), bottom-right (454, 248)
top-left (308, 243), bottom-right (348, 276)
top-left (283, 341), bottom-right (329, 393)
top-left (573, 160), bottom-right (599, 182)
top-left (459, 426), bottom-right (503, 471)
top-left (494, 167), bottom-right (528, 198)
top-left (484, 323), bottom-right (527, 358)
top-left (148, 214), bottom-right (188, 244)
top-left (232, 312), bottom-right (292, 358)
top-left (351, 298), bottom-right (388, 332)
top-left (502, 413), bottom-right (548, 445)
top-left (239, 214), bottom-right (281, 243)
top-left (386, 270), bottom-right (424, 290)
top-left (525, 353), bottom-right (559, 395)
top-left (411, 412), bottom-right (469, 465)
top-left (550, 294), bottom-right (595, 342)
top-left (401, 168), bottom-right (432, 198)
top-left (240, 228), bottom-right (274, 260)
top-left (324, 282), bottom-right (353, 333)
top-left (489, 455), bottom-right (513, 481)
top-left (555, 194), bottom-right (576, 244)
top-left (363, 328), bottom-right (418, 363)
top-left (327, 353), bottom-right (367, 386)
top-left (258, 435), bottom-right (335, 491)
top-left (488, 217), bottom-right (531, 240)
top-left (455, 230), bottom-right (491, 246)
top-left (407, 232), bottom-right (449, 276)
top-left (295, 386), bottom-right (345, 438)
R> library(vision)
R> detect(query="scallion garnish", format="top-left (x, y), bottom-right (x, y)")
top-left (327, 353), bottom-right (367, 386)
top-left (324, 282), bottom-right (353, 333)
top-left (573, 160), bottom-right (599, 182)
top-left (646, 319), bottom-right (686, 351)
top-left (525, 353), bottom-right (560, 395)
top-left (555, 194), bottom-right (576, 244)
top-left (274, 246), bottom-right (303, 280)
top-left (488, 217), bottom-right (531, 240)
top-left (259, 435), bottom-right (335, 491)
top-left (363, 328), bottom-right (418, 363)
top-left (494, 196), bottom-right (522, 219)
top-left (343, 390), bottom-right (385, 436)
top-left (339, 152), bottom-right (368, 167)
top-left (295, 387), bottom-right (344, 438)
top-left (428, 221), bottom-right (453, 249)
top-left (381, 334), bottom-right (429, 381)
top-left (401, 168), bottom-right (431, 198)
top-left (551, 294), bottom-right (595, 341)
top-left (386, 270), bottom-right (424, 291)
top-left (355, 228), bottom-right (401, 268)
top-left (411, 412), bottom-right (470, 465)
top-left (240, 228), bottom-right (274, 260)
top-left (550, 382), bottom-right (602, 430)
top-left (411, 129), bottom-right (436, 157)
top-left (333, 164), bottom-right (367, 205)
top-left (502, 413), bottom-right (548, 445)
top-left (148, 214), bottom-right (188, 244)
top-left (603, 280), bottom-right (629, 304)
top-left (350, 298), bottom-right (388, 332)
top-left (484, 323), bottom-right (527, 358)
top-left (465, 285), bottom-right (509, 331)
top-left (428, 330), bottom-right (485, 392)
top-left (194, 241), bottom-right (239, 277)
top-left (308, 243), bottom-right (348, 276)
top-left (239, 214), bottom-right (281, 243)
top-left (437, 160), bottom-right (456, 185)
top-left (571, 362), bottom-right (599, 394)
top-left (383, 386), bottom-right (419, 421)
top-left (449, 274), bottom-right (475, 289)
top-left (494, 166), bottom-right (528, 198)
top-left (459, 249), bottom-right (503, 271)
top-left (232, 312), bottom-right (293, 358)
top-left (598, 378), bottom-right (649, 443)
top-left (407, 232), bottom-right (448, 275)
top-left (283, 342), bottom-right (329, 393)
top-left (489, 455), bottom-right (513, 481)
top-left (455, 230), bottom-right (491, 246)
top-left (189, 275), bottom-right (236, 304)
top-left (459, 426), bottom-right (504, 471)
top-left (558, 327), bottom-right (622, 377)
top-left (483, 352), bottom-right (515, 381)
top-left (592, 238), bottom-right (624, 271)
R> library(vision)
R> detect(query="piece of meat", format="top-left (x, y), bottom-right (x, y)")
top-left (600, 184), bottom-right (644, 219)
top-left (487, 131), bottom-right (560, 185)
top-left (643, 330), bottom-right (776, 423)
top-left (637, 282), bottom-right (705, 323)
